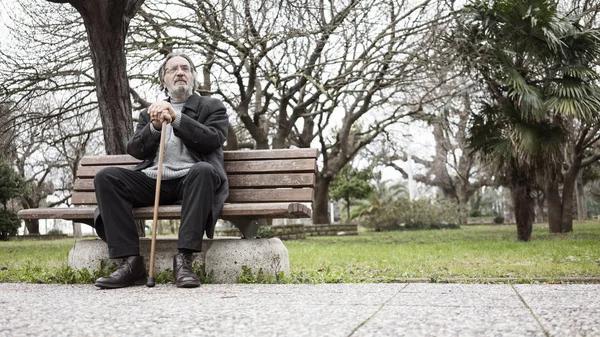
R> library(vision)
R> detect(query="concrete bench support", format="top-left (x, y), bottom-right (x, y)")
top-left (68, 237), bottom-right (289, 284)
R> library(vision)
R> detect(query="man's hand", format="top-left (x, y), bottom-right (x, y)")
top-left (148, 101), bottom-right (176, 130)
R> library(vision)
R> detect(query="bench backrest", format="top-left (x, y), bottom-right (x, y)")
top-left (71, 149), bottom-right (318, 206)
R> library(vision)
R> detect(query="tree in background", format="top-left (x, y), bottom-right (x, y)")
top-left (2, 0), bottom-right (144, 235)
top-left (0, 161), bottom-right (24, 210)
top-left (125, 0), bottom-right (456, 223)
top-left (5, 100), bottom-right (101, 235)
top-left (329, 165), bottom-right (374, 223)
top-left (0, 160), bottom-right (24, 240)
top-left (377, 92), bottom-right (492, 226)
top-left (455, 0), bottom-right (600, 240)
top-left (45, 0), bottom-right (144, 155)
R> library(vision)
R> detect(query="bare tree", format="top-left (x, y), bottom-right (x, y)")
top-left (8, 98), bottom-right (102, 234)
top-left (544, 121), bottom-right (600, 231)
top-left (375, 92), bottom-right (492, 225)
top-left (44, 0), bottom-right (144, 154)
top-left (1, 0), bottom-right (145, 235)
top-left (0, 103), bottom-right (18, 162)
top-left (125, 0), bottom-right (456, 223)
top-left (0, 2), bottom-right (98, 141)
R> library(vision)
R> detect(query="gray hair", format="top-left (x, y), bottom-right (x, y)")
top-left (157, 52), bottom-right (200, 96)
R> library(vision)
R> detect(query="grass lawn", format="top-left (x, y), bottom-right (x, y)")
top-left (286, 221), bottom-right (600, 283)
top-left (1, 221), bottom-right (599, 284)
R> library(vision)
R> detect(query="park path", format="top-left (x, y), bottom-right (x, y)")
top-left (1, 283), bottom-right (599, 336)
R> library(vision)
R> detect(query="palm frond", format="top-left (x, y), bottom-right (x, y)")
top-left (561, 28), bottom-right (600, 63)
top-left (468, 103), bottom-right (510, 159)
top-left (511, 116), bottom-right (565, 163)
top-left (546, 96), bottom-right (600, 120)
top-left (541, 23), bottom-right (567, 55)
top-left (558, 66), bottom-right (600, 81)
top-left (504, 68), bottom-right (544, 118)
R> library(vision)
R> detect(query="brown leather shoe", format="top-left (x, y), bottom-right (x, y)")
top-left (95, 256), bottom-right (147, 289)
top-left (173, 253), bottom-right (200, 288)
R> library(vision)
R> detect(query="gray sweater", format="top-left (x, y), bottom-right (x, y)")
top-left (141, 101), bottom-right (196, 180)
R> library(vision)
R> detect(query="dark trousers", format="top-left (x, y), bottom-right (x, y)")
top-left (94, 162), bottom-right (218, 258)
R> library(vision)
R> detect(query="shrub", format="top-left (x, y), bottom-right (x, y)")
top-left (470, 210), bottom-right (482, 217)
top-left (493, 215), bottom-right (505, 224)
top-left (0, 210), bottom-right (20, 241)
top-left (401, 221), bottom-right (460, 230)
top-left (257, 225), bottom-right (274, 238)
top-left (362, 198), bottom-right (461, 231)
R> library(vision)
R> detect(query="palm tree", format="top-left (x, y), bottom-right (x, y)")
top-left (454, 0), bottom-right (600, 240)
top-left (351, 174), bottom-right (408, 231)
top-left (469, 101), bottom-right (566, 240)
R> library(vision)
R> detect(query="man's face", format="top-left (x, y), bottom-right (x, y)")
top-left (163, 56), bottom-right (194, 98)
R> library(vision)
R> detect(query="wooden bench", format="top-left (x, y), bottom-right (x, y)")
top-left (18, 148), bottom-right (317, 238)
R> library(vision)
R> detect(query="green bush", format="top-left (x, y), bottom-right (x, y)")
top-left (362, 198), bottom-right (461, 231)
top-left (401, 221), bottom-right (460, 230)
top-left (257, 225), bottom-right (274, 238)
top-left (493, 215), bottom-right (505, 224)
top-left (470, 210), bottom-right (482, 217)
top-left (0, 210), bottom-right (20, 241)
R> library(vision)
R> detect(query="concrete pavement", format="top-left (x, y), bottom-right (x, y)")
top-left (1, 283), bottom-right (599, 336)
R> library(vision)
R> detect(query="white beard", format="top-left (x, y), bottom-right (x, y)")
top-left (167, 83), bottom-right (192, 98)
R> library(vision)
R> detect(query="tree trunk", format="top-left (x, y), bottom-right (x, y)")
top-left (546, 180), bottom-right (562, 233)
top-left (575, 171), bottom-right (587, 221)
top-left (560, 168), bottom-right (577, 233)
top-left (313, 176), bottom-right (332, 224)
top-left (457, 195), bottom-right (469, 226)
top-left (510, 183), bottom-right (534, 241)
top-left (25, 219), bottom-right (40, 235)
top-left (224, 125), bottom-right (239, 150)
top-left (535, 193), bottom-right (545, 223)
top-left (55, 0), bottom-right (145, 237)
top-left (72, 222), bottom-right (82, 238)
top-left (66, 0), bottom-right (144, 154)
top-left (345, 195), bottom-right (351, 222)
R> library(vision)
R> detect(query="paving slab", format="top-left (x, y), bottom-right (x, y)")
top-left (387, 283), bottom-right (525, 308)
top-left (514, 284), bottom-right (600, 337)
top-left (1, 283), bottom-right (599, 337)
top-left (355, 283), bottom-right (544, 337)
top-left (353, 306), bottom-right (546, 337)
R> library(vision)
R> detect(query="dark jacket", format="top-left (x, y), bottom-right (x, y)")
top-left (93, 93), bottom-right (229, 239)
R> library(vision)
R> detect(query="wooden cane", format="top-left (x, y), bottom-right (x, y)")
top-left (147, 120), bottom-right (168, 287)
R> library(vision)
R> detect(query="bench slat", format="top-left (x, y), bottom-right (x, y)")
top-left (18, 203), bottom-right (312, 220)
top-left (230, 173), bottom-right (316, 187)
top-left (223, 148), bottom-right (318, 160)
top-left (76, 165), bottom-right (137, 178)
top-left (71, 188), bottom-right (313, 205)
top-left (75, 159), bottom-right (316, 178)
top-left (228, 189), bottom-right (313, 203)
top-left (225, 158), bottom-right (316, 174)
top-left (79, 149), bottom-right (318, 166)
top-left (73, 173), bottom-right (315, 191)
top-left (80, 155), bottom-right (142, 166)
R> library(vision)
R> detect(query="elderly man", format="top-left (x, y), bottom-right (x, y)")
top-left (93, 52), bottom-right (229, 289)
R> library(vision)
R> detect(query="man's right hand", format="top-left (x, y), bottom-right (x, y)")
top-left (148, 101), bottom-right (176, 130)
